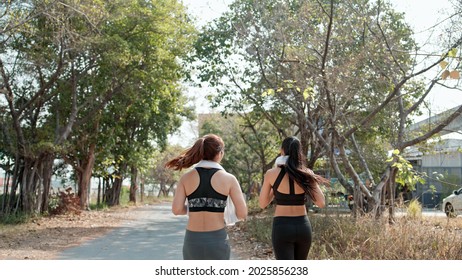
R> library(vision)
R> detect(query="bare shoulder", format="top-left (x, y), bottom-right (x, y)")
top-left (179, 168), bottom-right (198, 181)
top-left (217, 170), bottom-right (238, 182)
top-left (265, 167), bottom-right (281, 179)
top-left (265, 167), bottom-right (281, 182)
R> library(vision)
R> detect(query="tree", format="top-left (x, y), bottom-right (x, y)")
top-left (93, 0), bottom-right (196, 206)
top-left (0, 0), bottom-right (196, 215)
top-left (1, 0), bottom-right (110, 215)
top-left (192, 0), bottom-right (462, 219)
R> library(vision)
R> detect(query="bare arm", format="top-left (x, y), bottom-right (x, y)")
top-left (229, 175), bottom-right (248, 220)
top-left (172, 178), bottom-right (188, 215)
top-left (259, 171), bottom-right (274, 209)
top-left (311, 183), bottom-right (326, 208)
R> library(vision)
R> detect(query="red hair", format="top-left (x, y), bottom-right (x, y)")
top-left (165, 134), bottom-right (225, 170)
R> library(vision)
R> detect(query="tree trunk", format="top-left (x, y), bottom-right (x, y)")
top-left (129, 165), bottom-right (138, 204)
top-left (76, 143), bottom-right (96, 210)
top-left (140, 177), bottom-right (145, 203)
top-left (4, 154), bottom-right (54, 216)
top-left (1, 168), bottom-right (11, 213)
top-left (97, 177), bottom-right (102, 206)
top-left (157, 180), bottom-right (168, 197)
top-left (106, 164), bottom-right (125, 207)
top-left (39, 153), bottom-right (54, 213)
top-left (107, 176), bottom-right (123, 206)
top-left (6, 158), bottom-right (21, 216)
top-left (387, 168), bottom-right (397, 224)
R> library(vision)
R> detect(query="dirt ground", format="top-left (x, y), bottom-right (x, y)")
top-left (227, 222), bottom-right (274, 260)
top-left (0, 206), bottom-right (139, 260)
top-left (0, 205), bottom-right (270, 260)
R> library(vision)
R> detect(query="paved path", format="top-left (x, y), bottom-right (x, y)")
top-left (58, 203), bottom-right (188, 260)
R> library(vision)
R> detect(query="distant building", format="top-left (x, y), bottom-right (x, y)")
top-left (404, 138), bottom-right (462, 208)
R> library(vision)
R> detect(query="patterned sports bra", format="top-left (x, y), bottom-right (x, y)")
top-left (187, 167), bottom-right (227, 212)
top-left (272, 166), bottom-right (306, 205)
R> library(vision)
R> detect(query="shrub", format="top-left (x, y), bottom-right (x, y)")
top-left (406, 199), bottom-right (422, 219)
top-left (48, 188), bottom-right (81, 215)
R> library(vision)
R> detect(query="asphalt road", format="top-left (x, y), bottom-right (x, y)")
top-left (58, 203), bottom-right (189, 260)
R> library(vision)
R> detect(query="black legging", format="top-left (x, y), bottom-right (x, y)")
top-left (272, 216), bottom-right (312, 260)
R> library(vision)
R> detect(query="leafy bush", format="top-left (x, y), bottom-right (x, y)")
top-left (48, 188), bottom-right (81, 215)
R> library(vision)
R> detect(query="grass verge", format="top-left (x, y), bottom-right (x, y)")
top-left (243, 210), bottom-right (462, 259)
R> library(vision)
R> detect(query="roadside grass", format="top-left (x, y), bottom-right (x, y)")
top-left (243, 206), bottom-right (462, 260)
top-left (0, 212), bottom-right (34, 225)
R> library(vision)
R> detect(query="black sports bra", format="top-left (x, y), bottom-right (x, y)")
top-left (272, 166), bottom-right (306, 205)
top-left (187, 167), bottom-right (227, 212)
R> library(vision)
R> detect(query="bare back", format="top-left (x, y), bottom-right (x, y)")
top-left (184, 168), bottom-right (229, 231)
top-left (259, 167), bottom-right (325, 216)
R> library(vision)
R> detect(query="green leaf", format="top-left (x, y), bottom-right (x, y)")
top-left (302, 87), bottom-right (313, 100)
top-left (262, 88), bottom-right (275, 97)
top-left (448, 48), bottom-right (458, 58)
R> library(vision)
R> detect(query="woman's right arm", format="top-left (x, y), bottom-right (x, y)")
top-left (259, 170), bottom-right (274, 209)
top-left (172, 177), bottom-right (188, 215)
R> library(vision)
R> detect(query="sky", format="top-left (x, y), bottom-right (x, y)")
top-left (172, 0), bottom-right (461, 145)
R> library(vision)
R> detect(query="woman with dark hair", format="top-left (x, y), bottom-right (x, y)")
top-left (259, 136), bottom-right (327, 260)
top-left (165, 134), bottom-right (247, 260)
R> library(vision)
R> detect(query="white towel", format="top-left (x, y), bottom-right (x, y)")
top-left (194, 160), bottom-right (240, 226)
top-left (195, 160), bottom-right (224, 170)
top-left (275, 155), bottom-right (289, 166)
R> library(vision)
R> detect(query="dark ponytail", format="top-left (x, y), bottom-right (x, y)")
top-left (281, 136), bottom-right (329, 202)
top-left (165, 134), bottom-right (224, 171)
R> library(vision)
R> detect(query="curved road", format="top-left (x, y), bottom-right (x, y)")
top-left (58, 203), bottom-right (191, 260)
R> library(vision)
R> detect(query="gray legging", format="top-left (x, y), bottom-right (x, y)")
top-left (272, 215), bottom-right (312, 260)
top-left (183, 228), bottom-right (230, 260)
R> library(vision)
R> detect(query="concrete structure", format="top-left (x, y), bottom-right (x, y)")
top-left (407, 105), bottom-right (462, 137)
top-left (404, 105), bottom-right (462, 208)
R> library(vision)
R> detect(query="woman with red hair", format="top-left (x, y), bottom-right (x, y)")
top-left (166, 134), bottom-right (247, 260)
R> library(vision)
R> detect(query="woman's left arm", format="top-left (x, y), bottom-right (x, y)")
top-left (311, 183), bottom-right (326, 208)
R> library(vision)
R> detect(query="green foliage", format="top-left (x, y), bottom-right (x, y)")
top-left (0, 205), bottom-right (33, 225)
top-left (406, 199), bottom-right (422, 219)
top-left (244, 216), bottom-right (273, 244)
top-left (246, 197), bottom-right (263, 214)
top-left (90, 202), bottom-right (110, 211)
top-left (387, 150), bottom-right (425, 190)
top-left (1, 0), bottom-right (198, 213)
top-left (191, 0), bottom-right (420, 193)
top-left (119, 186), bottom-right (131, 206)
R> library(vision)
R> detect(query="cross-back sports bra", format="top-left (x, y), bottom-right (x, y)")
top-left (272, 166), bottom-right (306, 205)
top-left (187, 167), bottom-right (227, 212)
